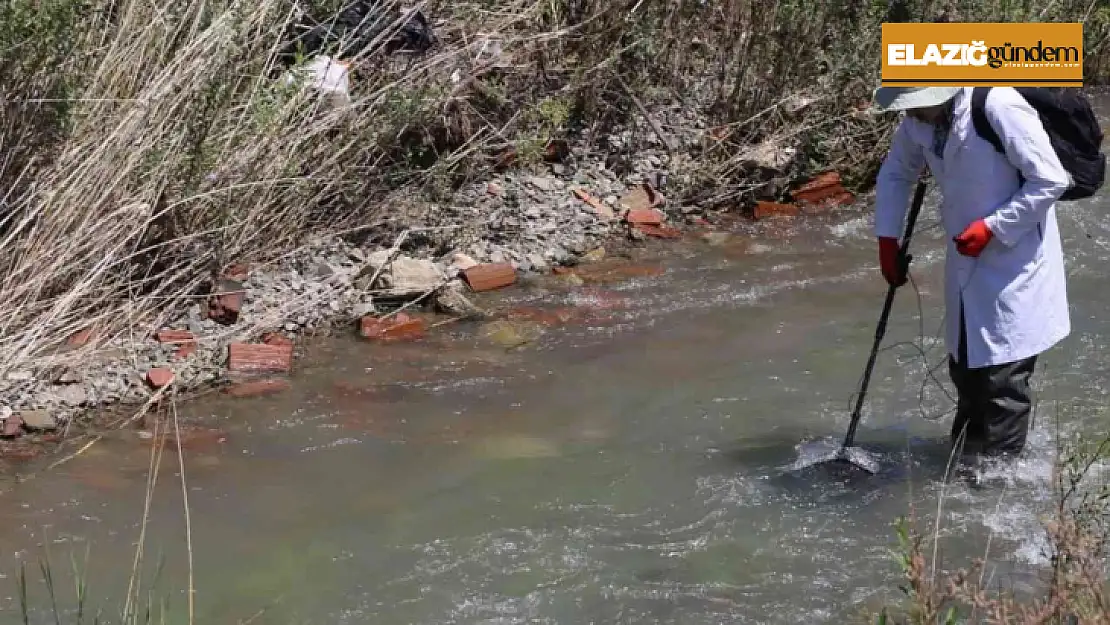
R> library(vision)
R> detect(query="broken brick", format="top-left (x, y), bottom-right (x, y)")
top-left (753, 201), bottom-right (800, 219)
top-left (790, 171), bottom-right (854, 207)
top-left (572, 188), bottom-right (615, 220)
top-left (173, 343), bottom-right (197, 360)
top-left (2, 415), bottom-right (24, 438)
top-left (67, 327), bottom-right (94, 347)
top-left (359, 312), bottom-right (427, 342)
top-left (544, 138), bottom-right (571, 163)
top-left (156, 329), bottom-right (195, 344)
top-left (793, 171), bottom-right (841, 193)
top-left (228, 342), bottom-right (293, 374)
top-left (224, 378), bottom-right (291, 398)
top-left (208, 279), bottom-right (245, 325)
top-left (462, 263), bottom-right (517, 292)
top-left (223, 263), bottom-right (250, 280)
top-left (146, 368), bottom-right (175, 389)
top-left (635, 224), bottom-right (683, 239)
top-left (492, 145), bottom-right (517, 171)
top-left (625, 209), bottom-right (664, 226)
top-left (708, 126), bottom-right (732, 141)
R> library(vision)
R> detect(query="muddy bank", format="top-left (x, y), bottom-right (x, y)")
top-left (0, 140), bottom-right (856, 462)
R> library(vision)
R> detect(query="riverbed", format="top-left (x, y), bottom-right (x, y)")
top-left (1, 106), bottom-right (1108, 623)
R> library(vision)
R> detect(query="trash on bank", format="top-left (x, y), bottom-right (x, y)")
top-left (274, 1), bottom-right (437, 69)
top-left (281, 55), bottom-right (352, 107)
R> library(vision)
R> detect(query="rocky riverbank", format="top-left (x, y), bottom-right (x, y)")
top-left (0, 120), bottom-right (857, 455)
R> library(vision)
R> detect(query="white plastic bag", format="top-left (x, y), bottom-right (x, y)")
top-left (283, 54), bottom-right (351, 106)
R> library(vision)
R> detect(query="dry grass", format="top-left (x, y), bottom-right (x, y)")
top-left (878, 431), bottom-right (1110, 624)
top-left (15, 396), bottom-right (192, 624)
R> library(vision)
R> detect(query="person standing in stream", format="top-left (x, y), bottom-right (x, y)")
top-left (870, 86), bottom-right (1072, 463)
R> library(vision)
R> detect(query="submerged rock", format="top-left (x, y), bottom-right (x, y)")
top-left (470, 434), bottom-right (562, 460)
top-left (480, 320), bottom-right (545, 349)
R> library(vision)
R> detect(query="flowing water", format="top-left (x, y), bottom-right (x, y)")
top-left (1, 101), bottom-right (1108, 624)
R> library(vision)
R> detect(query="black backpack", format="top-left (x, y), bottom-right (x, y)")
top-left (970, 87), bottom-right (1106, 202)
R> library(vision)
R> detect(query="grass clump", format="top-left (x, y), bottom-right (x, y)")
top-left (876, 432), bottom-right (1110, 624)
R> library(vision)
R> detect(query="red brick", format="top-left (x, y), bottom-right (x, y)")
top-left (2, 415), bottom-right (24, 438)
top-left (224, 378), bottom-right (291, 398)
top-left (635, 224), bottom-right (683, 239)
top-left (156, 329), bottom-right (195, 344)
top-left (544, 138), bottom-right (570, 163)
top-left (359, 312), bottom-right (426, 342)
top-left (625, 209), bottom-right (664, 226)
top-left (462, 263), bottom-right (517, 292)
top-left (223, 263), bottom-right (250, 279)
top-left (790, 171), bottom-right (853, 207)
top-left (753, 201), bottom-right (800, 219)
top-left (792, 171), bottom-right (841, 195)
top-left (208, 279), bottom-right (245, 325)
top-left (228, 343), bottom-right (293, 374)
top-left (572, 188), bottom-right (615, 220)
top-left (708, 126), bottom-right (732, 141)
top-left (173, 343), bottom-right (197, 360)
top-left (67, 327), bottom-right (94, 347)
top-left (793, 186), bottom-right (847, 206)
top-left (146, 368), bottom-right (175, 388)
top-left (492, 146), bottom-right (517, 171)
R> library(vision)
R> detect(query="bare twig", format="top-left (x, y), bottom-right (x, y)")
top-left (170, 398), bottom-right (195, 625)
top-left (614, 73), bottom-right (675, 154)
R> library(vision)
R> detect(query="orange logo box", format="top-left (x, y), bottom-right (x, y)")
top-left (881, 22), bottom-right (1084, 87)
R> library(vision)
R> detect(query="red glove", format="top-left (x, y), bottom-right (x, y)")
top-left (879, 236), bottom-right (908, 287)
top-left (953, 219), bottom-right (993, 257)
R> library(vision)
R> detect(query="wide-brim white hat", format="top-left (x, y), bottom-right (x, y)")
top-left (872, 86), bottom-right (961, 112)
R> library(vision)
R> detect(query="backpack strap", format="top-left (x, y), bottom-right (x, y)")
top-left (970, 87), bottom-right (1006, 156)
top-left (970, 86), bottom-right (1029, 189)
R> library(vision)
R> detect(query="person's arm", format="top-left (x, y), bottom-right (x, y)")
top-left (980, 88), bottom-right (1071, 247)
top-left (874, 118), bottom-right (927, 241)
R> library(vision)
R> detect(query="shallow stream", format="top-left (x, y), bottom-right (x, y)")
top-left (1, 99), bottom-right (1108, 624)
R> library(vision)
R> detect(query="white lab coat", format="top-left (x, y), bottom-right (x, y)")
top-left (874, 86), bottom-right (1072, 368)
